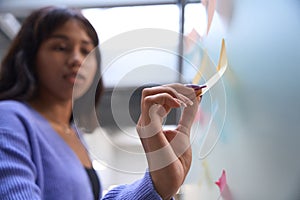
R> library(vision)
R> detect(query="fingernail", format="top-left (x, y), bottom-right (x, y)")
top-left (187, 99), bottom-right (193, 106)
top-left (176, 99), bottom-right (187, 107)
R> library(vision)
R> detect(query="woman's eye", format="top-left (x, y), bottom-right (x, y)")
top-left (81, 49), bottom-right (91, 55)
top-left (53, 45), bottom-right (67, 51)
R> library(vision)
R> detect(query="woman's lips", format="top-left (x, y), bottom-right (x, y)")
top-left (64, 72), bottom-right (85, 84)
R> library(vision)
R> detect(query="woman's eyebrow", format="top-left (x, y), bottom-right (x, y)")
top-left (49, 34), bottom-right (69, 41)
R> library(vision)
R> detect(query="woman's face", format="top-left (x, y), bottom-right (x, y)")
top-left (35, 19), bottom-right (97, 101)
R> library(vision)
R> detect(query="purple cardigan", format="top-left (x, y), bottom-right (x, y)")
top-left (0, 100), bottom-right (163, 200)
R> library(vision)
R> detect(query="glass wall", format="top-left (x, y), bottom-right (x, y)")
top-left (82, 2), bottom-right (206, 88)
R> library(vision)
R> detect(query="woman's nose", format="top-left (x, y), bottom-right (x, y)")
top-left (67, 49), bottom-right (84, 68)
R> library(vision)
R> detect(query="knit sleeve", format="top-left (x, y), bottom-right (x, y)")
top-left (101, 170), bottom-right (163, 200)
top-left (0, 106), bottom-right (41, 199)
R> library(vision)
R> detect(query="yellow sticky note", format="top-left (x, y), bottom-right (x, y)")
top-left (193, 38), bottom-right (228, 95)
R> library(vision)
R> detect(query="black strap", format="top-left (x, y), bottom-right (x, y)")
top-left (85, 167), bottom-right (101, 200)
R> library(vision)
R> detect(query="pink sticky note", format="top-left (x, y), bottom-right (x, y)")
top-left (184, 28), bottom-right (201, 54)
top-left (202, 0), bottom-right (216, 35)
top-left (215, 169), bottom-right (227, 192)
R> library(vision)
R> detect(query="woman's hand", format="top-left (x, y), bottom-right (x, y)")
top-left (136, 83), bottom-right (202, 200)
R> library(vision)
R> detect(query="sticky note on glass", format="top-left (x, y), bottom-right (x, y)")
top-left (215, 169), bottom-right (233, 200)
top-left (192, 38), bottom-right (228, 95)
top-left (202, 0), bottom-right (217, 35)
top-left (215, 169), bottom-right (227, 193)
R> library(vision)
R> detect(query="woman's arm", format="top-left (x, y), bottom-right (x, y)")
top-left (102, 170), bottom-right (163, 200)
top-left (0, 104), bottom-right (41, 200)
top-left (136, 83), bottom-right (201, 199)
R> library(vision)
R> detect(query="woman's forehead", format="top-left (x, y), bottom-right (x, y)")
top-left (47, 20), bottom-right (94, 44)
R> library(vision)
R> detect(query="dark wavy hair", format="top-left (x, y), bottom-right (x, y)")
top-left (0, 6), bottom-right (104, 131)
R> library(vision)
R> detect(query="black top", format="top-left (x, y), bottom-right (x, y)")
top-left (85, 167), bottom-right (101, 200)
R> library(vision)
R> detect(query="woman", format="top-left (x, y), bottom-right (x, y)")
top-left (0, 6), bottom-right (202, 200)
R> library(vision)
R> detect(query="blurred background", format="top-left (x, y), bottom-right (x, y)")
top-left (1, 0), bottom-right (300, 199)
